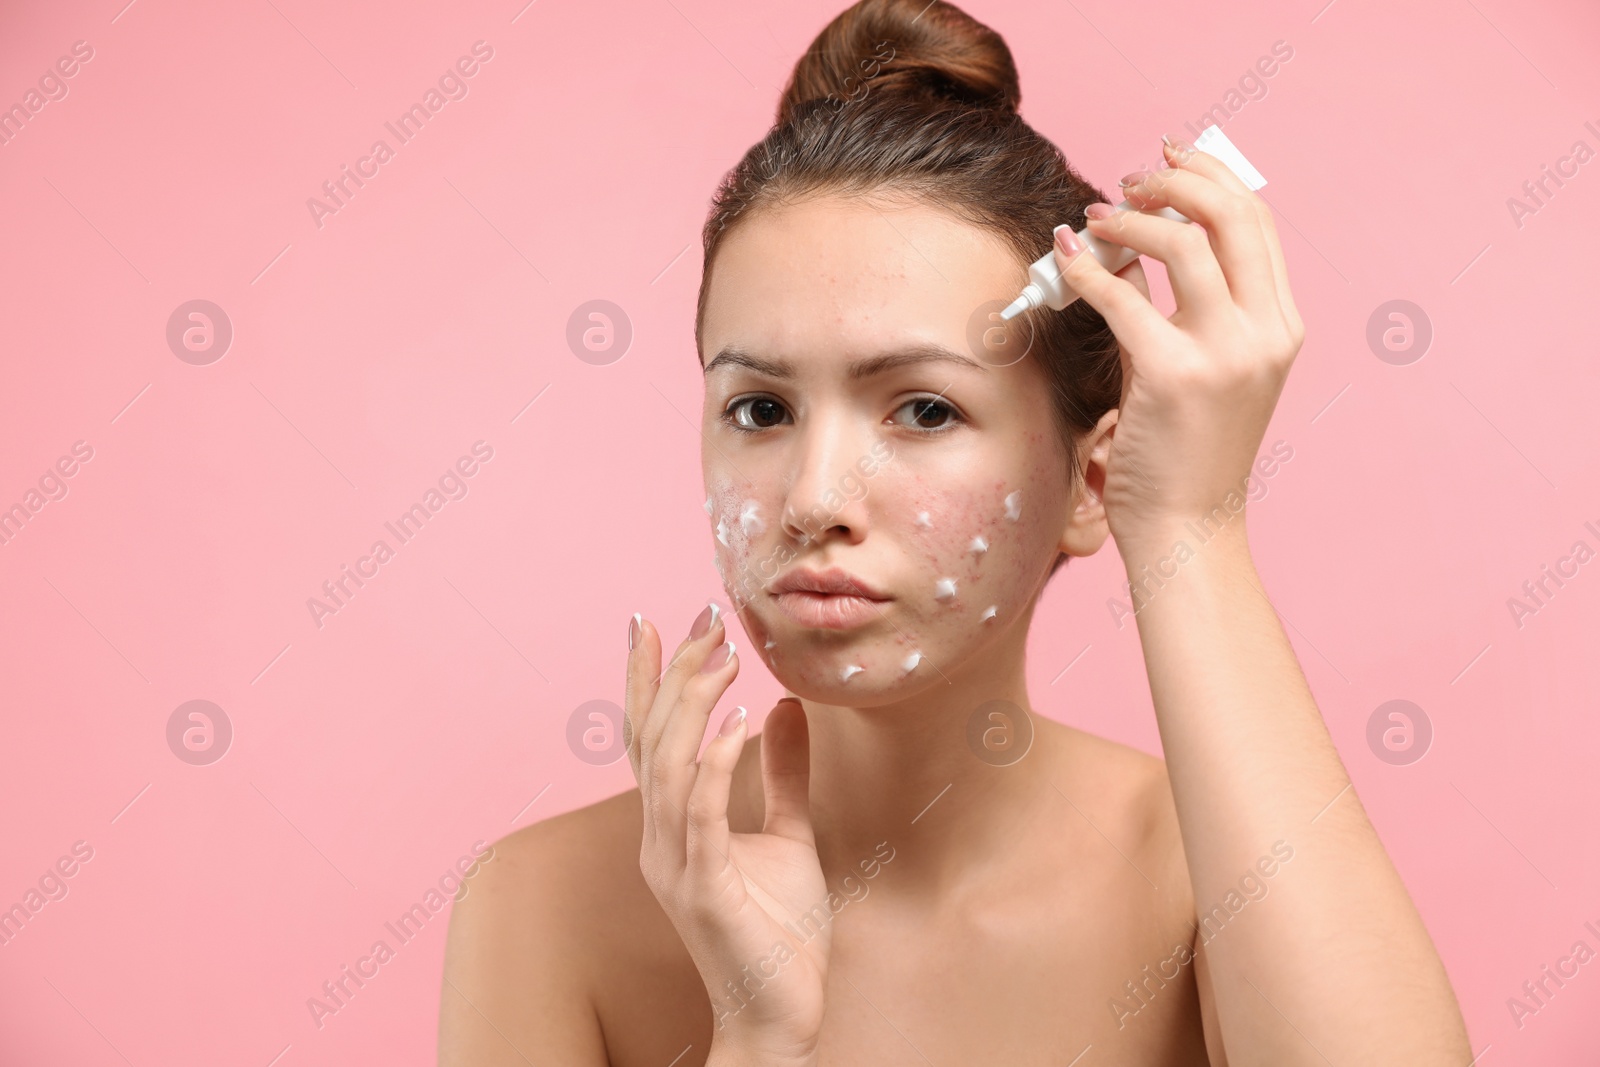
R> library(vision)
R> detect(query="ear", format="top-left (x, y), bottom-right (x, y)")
top-left (1060, 408), bottom-right (1119, 559)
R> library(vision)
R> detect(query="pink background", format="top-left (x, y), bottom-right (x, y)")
top-left (3, 0), bottom-right (1598, 1062)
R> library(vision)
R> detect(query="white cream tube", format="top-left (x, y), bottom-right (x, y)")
top-left (999, 124), bottom-right (1268, 321)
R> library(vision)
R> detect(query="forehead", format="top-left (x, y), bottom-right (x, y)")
top-left (699, 195), bottom-right (1020, 365)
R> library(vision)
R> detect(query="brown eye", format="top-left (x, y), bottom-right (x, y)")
top-left (893, 396), bottom-right (962, 433)
top-left (726, 396), bottom-right (790, 432)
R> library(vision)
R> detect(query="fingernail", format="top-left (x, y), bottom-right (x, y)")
top-left (718, 705), bottom-right (747, 737)
top-left (699, 640), bottom-right (736, 674)
top-left (1053, 223), bottom-right (1084, 259)
top-left (1162, 134), bottom-right (1195, 162)
top-left (628, 612), bottom-right (642, 651)
top-left (1119, 169), bottom-right (1151, 188)
top-left (690, 600), bottom-right (721, 640)
top-left (1084, 203), bottom-right (1114, 221)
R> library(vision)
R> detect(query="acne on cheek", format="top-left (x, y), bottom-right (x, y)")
top-left (906, 481), bottom-right (1041, 618)
top-left (705, 469), bottom-right (1057, 689)
top-left (705, 476), bottom-right (769, 610)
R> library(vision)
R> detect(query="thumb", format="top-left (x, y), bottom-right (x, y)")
top-left (760, 698), bottom-right (815, 847)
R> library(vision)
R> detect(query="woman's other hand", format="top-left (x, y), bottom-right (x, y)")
top-left (1051, 135), bottom-right (1305, 558)
top-left (625, 606), bottom-right (828, 1066)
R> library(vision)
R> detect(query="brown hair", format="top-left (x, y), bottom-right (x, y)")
top-left (695, 0), bottom-right (1122, 576)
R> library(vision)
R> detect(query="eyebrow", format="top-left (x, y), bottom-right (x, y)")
top-left (702, 342), bottom-right (987, 381)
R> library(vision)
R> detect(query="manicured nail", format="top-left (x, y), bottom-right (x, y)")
top-left (628, 612), bottom-right (642, 651)
top-left (1119, 169), bottom-right (1151, 188)
top-left (1084, 203), bottom-right (1115, 221)
top-left (718, 705), bottom-right (747, 737)
top-left (699, 641), bottom-right (736, 674)
top-left (1053, 223), bottom-right (1084, 259)
top-left (1162, 134), bottom-right (1195, 162)
top-left (690, 601), bottom-right (721, 640)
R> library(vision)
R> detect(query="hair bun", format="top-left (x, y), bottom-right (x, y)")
top-left (777, 0), bottom-right (1021, 127)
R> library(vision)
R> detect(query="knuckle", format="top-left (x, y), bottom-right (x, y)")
top-left (638, 850), bottom-right (661, 890)
top-left (1285, 313), bottom-right (1307, 349)
top-left (644, 775), bottom-right (670, 817)
top-left (1172, 224), bottom-right (1210, 258)
top-left (1224, 196), bottom-right (1256, 225)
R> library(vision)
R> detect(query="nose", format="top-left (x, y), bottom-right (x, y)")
top-left (779, 414), bottom-right (872, 548)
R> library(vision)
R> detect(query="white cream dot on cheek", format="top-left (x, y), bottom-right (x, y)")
top-left (703, 495), bottom-right (713, 515)
top-left (901, 650), bottom-right (923, 674)
top-left (915, 511), bottom-right (933, 529)
top-left (840, 663), bottom-right (865, 682)
top-left (1004, 490), bottom-right (1023, 522)
top-left (969, 535), bottom-right (988, 556)
top-left (707, 477), bottom-right (763, 587)
top-left (981, 605), bottom-right (997, 622)
top-left (935, 577), bottom-right (958, 600)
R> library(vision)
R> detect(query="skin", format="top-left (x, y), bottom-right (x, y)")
top-left (439, 139), bottom-right (1472, 1066)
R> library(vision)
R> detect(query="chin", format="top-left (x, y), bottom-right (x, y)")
top-left (768, 663), bottom-right (925, 707)
top-left (749, 623), bottom-right (933, 702)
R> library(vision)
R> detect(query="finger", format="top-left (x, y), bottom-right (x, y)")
top-left (1080, 204), bottom-right (1232, 324)
top-left (624, 615), bottom-right (678, 857)
top-left (1249, 195), bottom-right (1304, 338)
top-left (1115, 256), bottom-right (1152, 301)
top-left (684, 704), bottom-right (748, 877)
top-left (1053, 226), bottom-right (1179, 357)
top-left (1163, 134), bottom-right (1255, 197)
top-left (625, 614), bottom-right (660, 780)
top-left (760, 699), bottom-right (816, 847)
top-left (1127, 150), bottom-right (1276, 319)
top-left (1165, 136), bottom-right (1302, 337)
top-left (655, 635), bottom-right (740, 818)
top-left (638, 600), bottom-right (725, 766)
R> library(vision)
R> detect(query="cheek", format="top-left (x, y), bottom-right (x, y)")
top-left (901, 479), bottom-right (1053, 615)
top-left (705, 475), bottom-right (774, 604)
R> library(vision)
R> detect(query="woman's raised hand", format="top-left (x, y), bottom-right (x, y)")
top-left (1051, 135), bottom-right (1305, 558)
top-left (625, 604), bottom-right (829, 1066)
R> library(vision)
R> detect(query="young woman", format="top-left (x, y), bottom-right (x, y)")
top-left (440, 1), bottom-right (1471, 1063)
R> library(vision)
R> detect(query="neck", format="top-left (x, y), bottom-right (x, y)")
top-left (795, 619), bottom-right (1059, 904)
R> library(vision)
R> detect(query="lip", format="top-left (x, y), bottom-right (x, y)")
top-left (771, 566), bottom-right (890, 599)
top-left (770, 566), bottom-right (891, 631)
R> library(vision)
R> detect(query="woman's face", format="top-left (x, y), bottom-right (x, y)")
top-left (698, 194), bottom-right (1103, 702)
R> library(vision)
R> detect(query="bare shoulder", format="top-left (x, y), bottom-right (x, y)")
top-left (439, 788), bottom-right (647, 1065)
top-left (1042, 719), bottom-right (1191, 896)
